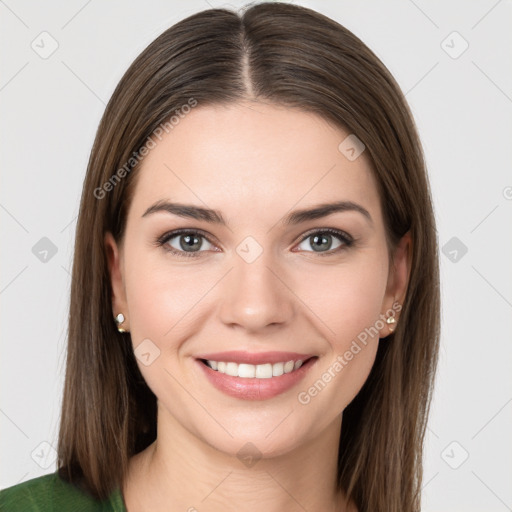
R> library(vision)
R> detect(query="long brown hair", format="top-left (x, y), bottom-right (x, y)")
top-left (57, 3), bottom-right (440, 511)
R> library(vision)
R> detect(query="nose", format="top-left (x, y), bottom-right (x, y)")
top-left (218, 251), bottom-right (295, 333)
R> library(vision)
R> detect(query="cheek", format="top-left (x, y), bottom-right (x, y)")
top-left (298, 250), bottom-right (389, 349)
top-left (331, 270), bottom-right (386, 348)
top-left (122, 255), bottom-right (216, 430)
top-left (293, 252), bottom-right (388, 414)
top-left (124, 249), bottom-right (210, 345)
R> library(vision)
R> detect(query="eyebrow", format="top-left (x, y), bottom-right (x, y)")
top-left (141, 199), bottom-right (373, 226)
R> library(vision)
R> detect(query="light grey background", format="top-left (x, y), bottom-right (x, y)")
top-left (1, 1), bottom-right (511, 510)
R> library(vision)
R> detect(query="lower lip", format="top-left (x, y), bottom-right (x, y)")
top-left (196, 357), bottom-right (317, 401)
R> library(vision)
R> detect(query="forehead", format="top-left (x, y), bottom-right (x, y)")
top-left (128, 101), bottom-right (381, 225)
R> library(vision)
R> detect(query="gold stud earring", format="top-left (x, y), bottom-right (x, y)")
top-left (386, 315), bottom-right (397, 333)
top-left (115, 313), bottom-right (128, 333)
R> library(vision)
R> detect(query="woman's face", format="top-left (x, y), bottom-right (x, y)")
top-left (105, 101), bottom-right (409, 458)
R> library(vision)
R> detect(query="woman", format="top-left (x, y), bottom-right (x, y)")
top-left (0, 2), bottom-right (440, 511)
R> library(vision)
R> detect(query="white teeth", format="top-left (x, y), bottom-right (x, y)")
top-left (284, 360), bottom-right (295, 373)
top-left (238, 363), bottom-right (255, 378)
top-left (255, 363), bottom-right (273, 379)
top-left (225, 362), bottom-right (238, 377)
top-left (272, 362), bottom-right (284, 377)
top-left (205, 359), bottom-right (305, 378)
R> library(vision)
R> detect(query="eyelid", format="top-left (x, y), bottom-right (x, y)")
top-left (296, 227), bottom-right (354, 244)
top-left (155, 228), bottom-right (220, 253)
top-left (156, 226), bottom-right (355, 257)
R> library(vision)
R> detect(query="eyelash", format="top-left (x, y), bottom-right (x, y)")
top-left (154, 228), bottom-right (355, 259)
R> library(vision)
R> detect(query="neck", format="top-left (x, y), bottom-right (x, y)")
top-left (123, 404), bottom-right (352, 512)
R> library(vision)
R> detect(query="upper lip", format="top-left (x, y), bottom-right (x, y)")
top-left (195, 351), bottom-right (316, 365)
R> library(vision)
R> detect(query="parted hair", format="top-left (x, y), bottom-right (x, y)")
top-left (57, 3), bottom-right (440, 511)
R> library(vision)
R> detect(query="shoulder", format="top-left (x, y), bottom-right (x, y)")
top-left (0, 471), bottom-right (126, 512)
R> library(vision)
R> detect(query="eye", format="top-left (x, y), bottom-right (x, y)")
top-left (155, 227), bottom-right (355, 259)
top-left (156, 229), bottom-right (217, 258)
top-left (295, 228), bottom-right (354, 255)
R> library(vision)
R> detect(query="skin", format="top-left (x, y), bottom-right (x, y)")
top-left (105, 101), bottom-right (411, 512)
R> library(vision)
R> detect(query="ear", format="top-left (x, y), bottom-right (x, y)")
top-left (380, 231), bottom-right (412, 337)
top-left (104, 231), bottom-right (129, 331)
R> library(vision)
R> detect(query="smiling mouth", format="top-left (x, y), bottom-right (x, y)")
top-left (199, 357), bottom-right (317, 379)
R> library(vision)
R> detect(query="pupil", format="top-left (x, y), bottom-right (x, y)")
top-left (312, 234), bottom-right (331, 251)
top-left (181, 234), bottom-right (201, 251)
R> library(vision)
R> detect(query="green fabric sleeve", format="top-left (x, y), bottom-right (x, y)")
top-left (0, 471), bottom-right (126, 512)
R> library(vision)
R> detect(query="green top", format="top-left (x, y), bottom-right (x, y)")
top-left (0, 471), bottom-right (127, 511)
